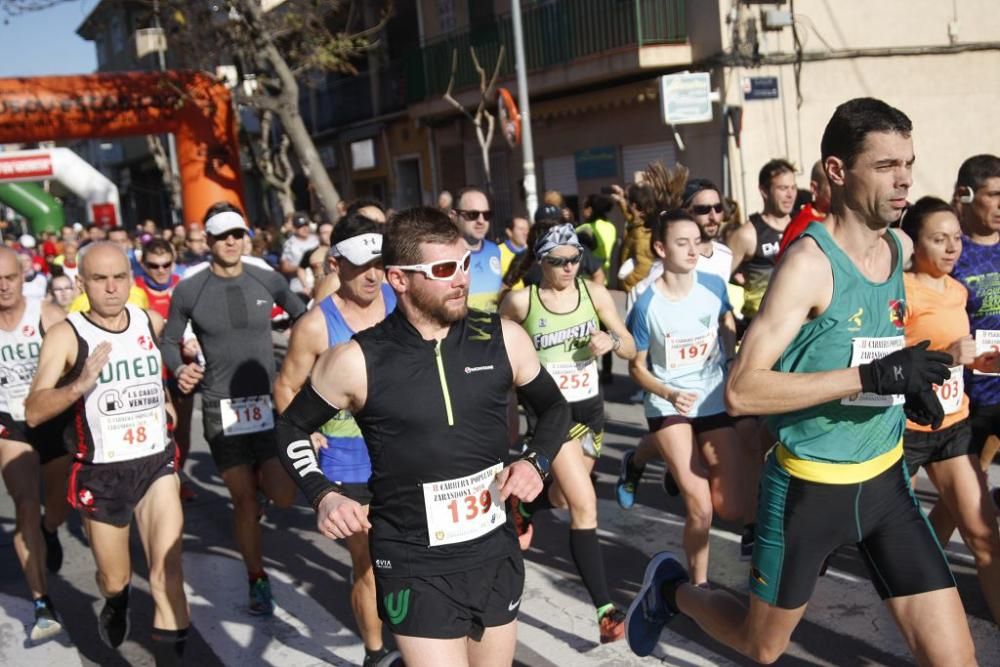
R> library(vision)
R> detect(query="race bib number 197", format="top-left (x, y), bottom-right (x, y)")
top-left (842, 336), bottom-right (906, 407)
top-left (423, 463), bottom-right (505, 547)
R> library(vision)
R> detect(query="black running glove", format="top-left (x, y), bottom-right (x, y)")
top-left (858, 340), bottom-right (951, 395)
top-left (903, 388), bottom-right (944, 430)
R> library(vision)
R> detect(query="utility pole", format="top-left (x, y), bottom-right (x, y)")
top-left (153, 0), bottom-right (181, 224)
top-left (510, 0), bottom-right (537, 218)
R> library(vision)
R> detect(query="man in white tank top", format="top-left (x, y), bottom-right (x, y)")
top-left (0, 246), bottom-right (71, 642)
top-left (26, 243), bottom-right (189, 664)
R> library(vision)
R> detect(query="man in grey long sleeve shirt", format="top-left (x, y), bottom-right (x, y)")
top-left (162, 203), bottom-right (305, 616)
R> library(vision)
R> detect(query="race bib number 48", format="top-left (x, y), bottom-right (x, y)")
top-left (220, 395), bottom-right (274, 436)
top-left (842, 336), bottom-right (906, 407)
top-left (423, 463), bottom-right (505, 547)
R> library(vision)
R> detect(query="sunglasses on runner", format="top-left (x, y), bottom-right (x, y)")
top-left (455, 209), bottom-right (494, 222)
top-left (144, 260), bottom-right (174, 270)
top-left (390, 251), bottom-right (471, 281)
top-left (689, 203), bottom-right (724, 216)
top-left (542, 254), bottom-right (582, 268)
top-left (212, 229), bottom-right (247, 242)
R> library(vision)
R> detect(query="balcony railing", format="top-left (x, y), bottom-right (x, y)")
top-left (308, 60), bottom-right (410, 134)
top-left (405, 0), bottom-right (686, 103)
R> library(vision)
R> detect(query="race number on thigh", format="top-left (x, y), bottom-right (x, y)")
top-left (934, 366), bottom-right (964, 415)
top-left (546, 360), bottom-right (598, 402)
top-left (666, 329), bottom-right (717, 371)
top-left (974, 330), bottom-right (1000, 376)
top-left (842, 336), bottom-right (905, 407)
top-left (422, 463), bottom-right (505, 547)
top-left (220, 395), bottom-right (275, 436)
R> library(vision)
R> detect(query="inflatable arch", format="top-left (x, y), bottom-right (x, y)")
top-left (0, 71), bottom-right (244, 227)
top-left (0, 148), bottom-right (119, 228)
top-left (0, 181), bottom-right (64, 235)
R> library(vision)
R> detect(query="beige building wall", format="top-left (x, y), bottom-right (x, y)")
top-left (720, 0), bottom-right (1000, 214)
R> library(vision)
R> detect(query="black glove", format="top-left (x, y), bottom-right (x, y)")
top-left (858, 340), bottom-right (951, 395)
top-left (904, 388), bottom-right (944, 430)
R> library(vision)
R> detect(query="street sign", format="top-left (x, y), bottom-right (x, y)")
top-left (659, 71), bottom-right (713, 125)
top-left (742, 76), bottom-right (780, 101)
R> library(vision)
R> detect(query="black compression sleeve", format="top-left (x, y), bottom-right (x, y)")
top-left (275, 384), bottom-right (339, 509)
top-left (515, 367), bottom-right (571, 463)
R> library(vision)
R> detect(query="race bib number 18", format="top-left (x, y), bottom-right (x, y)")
top-left (220, 395), bottom-right (274, 436)
top-left (842, 336), bottom-right (906, 407)
top-left (423, 463), bottom-right (505, 547)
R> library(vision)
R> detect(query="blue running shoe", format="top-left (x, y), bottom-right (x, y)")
top-left (625, 551), bottom-right (689, 657)
top-left (616, 450), bottom-right (644, 509)
top-left (249, 576), bottom-right (275, 616)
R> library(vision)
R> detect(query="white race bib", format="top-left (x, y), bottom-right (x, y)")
top-left (666, 330), bottom-right (718, 371)
top-left (546, 360), bottom-right (599, 402)
top-left (934, 366), bottom-right (964, 415)
top-left (98, 406), bottom-right (166, 463)
top-left (5, 383), bottom-right (28, 422)
top-left (423, 463), bottom-right (505, 547)
top-left (220, 395), bottom-right (275, 436)
top-left (974, 330), bottom-right (1000, 376)
top-left (842, 336), bottom-right (906, 407)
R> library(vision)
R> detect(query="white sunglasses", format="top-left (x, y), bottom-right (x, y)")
top-left (389, 251), bottom-right (471, 281)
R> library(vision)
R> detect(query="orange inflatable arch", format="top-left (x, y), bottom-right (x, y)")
top-left (0, 71), bottom-right (244, 228)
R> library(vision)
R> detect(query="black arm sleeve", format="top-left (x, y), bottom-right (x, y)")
top-left (275, 383), bottom-right (340, 509)
top-left (515, 367), bottom-right (571, 463)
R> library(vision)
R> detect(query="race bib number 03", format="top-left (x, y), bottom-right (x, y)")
top-left (423, 463), bottom-right (505, 547)
top-left (666, 330), bottom-right (717, 371)
top-left (974, 330), bottom-right (1000, 376)
top-left (546, 360), bottom-right (598, 402)
top-left (842, 336), bottom-right (906, 407)
top-left (220, 395), bottom-right (275, 436)
top-left (935, 365), bottom-right (964, 415)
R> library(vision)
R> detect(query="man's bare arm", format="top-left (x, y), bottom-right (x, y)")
top-left (274, 308), bottom-right (329, 412)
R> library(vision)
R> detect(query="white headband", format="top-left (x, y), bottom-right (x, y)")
top-left (204, 210), bottom-right (247, 236)
top-left (330, 233), bottom-right (382, 265)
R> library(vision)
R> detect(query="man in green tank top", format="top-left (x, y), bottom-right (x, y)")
top-left (625, 98), bottom-right (978, 665)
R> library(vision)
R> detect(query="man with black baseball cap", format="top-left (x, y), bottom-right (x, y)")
top-left (281, 211), bottom-right (319, 297)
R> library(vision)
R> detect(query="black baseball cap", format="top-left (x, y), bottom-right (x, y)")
top-left (534, 203), bottom-right (561, 223)
top-left (291, 211), bottom-right (310, 227)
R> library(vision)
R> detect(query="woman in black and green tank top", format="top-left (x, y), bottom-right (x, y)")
top-left (499, 223), bottom-right (636, 644)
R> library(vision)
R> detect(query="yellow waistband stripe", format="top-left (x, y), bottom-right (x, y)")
top-left (775, 439), bottom-right (903, 484)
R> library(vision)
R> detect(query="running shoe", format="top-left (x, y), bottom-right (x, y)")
top-left (598, 605), bottom-right (626, 644)
top-left (248, 576), bottom-right (275, 616)
top-left (739, 524), bottom-right (755, 562)
top-left (625, 551), bottom-right (689, 657)
top-left (98, 594), bottom-right (130, 648)
top-left (510, 496), bottom-right (534, 551)
top-left (616, 450), bottom-right (644, 509)
top-left (661, 469), bottom-right (679, 497)
top-left (362, 647), bottom-right (403, 667)
top-left (30, 597), bottom-right (62, 643)
top-left (41, 519), bottom-right (63, 573)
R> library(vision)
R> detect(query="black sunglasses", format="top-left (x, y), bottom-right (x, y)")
top-left (145, 260), bottom-right (174, 270)
top-left (456, 209), bottom-right (494, 222)
top-left (542, 254), bottom-right (582, 267)
top-left (213, 229), bottom-right (247, 241)
top-left (690, 203), bottom-right (725, 216)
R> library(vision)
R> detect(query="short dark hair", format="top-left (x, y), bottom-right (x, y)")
top-left (202, 201), bottom-right (244, 225)
top-left (901, 196), bottom-right (956, 242)
top-left (454, 186), bottom-right (490, 210)
top-left (758, 159), bottom-right (796, 190)
top-left (143, 238), bottom-right (175, 258)
top-left (504, 216), bottom-right (528, 230)
top-left (820, 97), bottom-right (912, 168)
top-left (681, 179), bottom-right (722, 207)
top-left (346, 198), bottom-right (386, 217)
top-left (956, 154), bottom-right (1000, 193)
top-left (584, 193), bottom-right (613, 219)
top-left (653, 209), bottom-right (699, 248)
top-left (331, 213), bottom-right (381, 246)
top-left (384, 206), bottom-right (461, 266)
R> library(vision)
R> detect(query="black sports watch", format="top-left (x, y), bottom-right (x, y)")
top-left (519, 450), bottom-right (551, 482)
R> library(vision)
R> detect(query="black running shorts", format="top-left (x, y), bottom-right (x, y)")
top-left (375, 553), bottom-right (524, 640)
top-left (0, 410), bottom-right (71, 465)
top-left (904, 420), bottom-right (973, 476)
top-left (68, 443), bottom-right (178, 527)
top-left (202, 398), bottom-right (278, 472)
top-left (750, 455), bottom-right (955, 609)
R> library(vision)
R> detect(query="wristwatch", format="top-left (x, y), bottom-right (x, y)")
top-left (519, 450), bottom-right (551, 481)
top-left (609, 331), bottom-right (622, 352)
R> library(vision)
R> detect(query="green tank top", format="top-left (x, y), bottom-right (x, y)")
top-left (767, 222), bottom-right (906, 464)
top-left (524, 279), bottom-right (599, 364)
